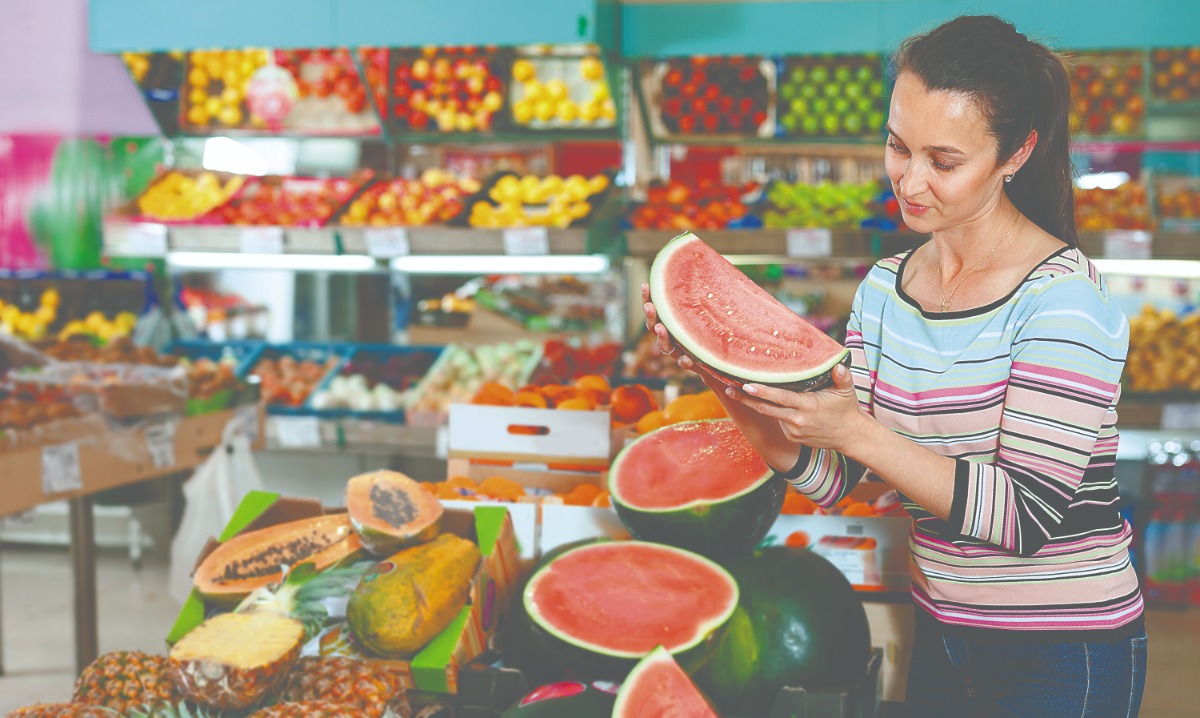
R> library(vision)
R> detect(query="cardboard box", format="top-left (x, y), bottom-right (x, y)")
top-left (764, 483), bottom-right (912, 592)
top-left (864, 601), bottom-right (916, 704)
top-left (166, 492), bottom-right (520, 695)
top-left (0, 406), bottom-right (262, 518)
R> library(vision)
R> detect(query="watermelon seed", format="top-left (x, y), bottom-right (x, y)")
top-left (750, 347), bottom-right (756, 352)
top-left (773, 330), bottom-right (779, 336)
top-left (707, 293), bottom-right (713, 298)
top-left (727, 338), bottom-right (733, 342)
top-left (727, 310), bottom-right (733, 315)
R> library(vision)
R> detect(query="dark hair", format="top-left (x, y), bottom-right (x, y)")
top-left (895, 15), bottom-right (1078, 248)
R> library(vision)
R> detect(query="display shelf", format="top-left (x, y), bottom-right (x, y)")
top-left (262, 415), bottom-right (441, 457)
top-left (626, 228), bottom-right (916, 260)
top-left (339, 226), bottom-right (593, 256)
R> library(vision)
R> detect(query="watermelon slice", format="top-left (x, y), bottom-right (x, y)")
top-left (613, 645), bottom-right (719, 718)
top-left (609, 419), bottom-right (785, 557)
top-left (523, 541), bottom-right (737, 677)
top-left (650, 231), bottom-right (850, 391)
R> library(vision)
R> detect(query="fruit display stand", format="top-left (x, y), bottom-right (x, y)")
top-left (0, 405), bottom-right (264, 674)
top-left (168, 491), bottom-right (520, 696)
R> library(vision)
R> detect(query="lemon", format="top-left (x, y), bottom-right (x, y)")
top-left (545, 80), bottom-right (569, 103)
top-left (587, 174), bottom-right (610, 195)
top-left (513, 59), bottom-right (536, 83)
top-left (217, 105), bottom-right (243, 127)
top-left (600, 98), bottom-right (617, 121)
top-left (35, 306), bottom-right (55, 324)
top-left (580, 56), bottom-right (605, 81)
top-left (557, 101), bottom-right (579, 123)
top-left (204, 97), bottom-right (222, 117)
top-left (116, 312), bottom-right (138, 330)
top-left (534, 100), bottom-right (556, 123)
top-left (580, 101), bottom-right (601, 123)
top-left (188, 67), bottom-right (209, 88)
top-left (40, 288), bottom-right (60, 307)
top-left (513, 99), bottom-right (535, 125)
top-left (187, 105), bottom-right (209, 126)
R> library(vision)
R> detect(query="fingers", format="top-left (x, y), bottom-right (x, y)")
top-left (741, 382), bottom-right (800, 408)
top-left (831, 363), bottom-right (855, 391)
top-left (641, 282), bottom-right (650, 303)
top-left (723, 386), bottom-right (794, 420)
top-left (654, 323), bottom-right (677, 356)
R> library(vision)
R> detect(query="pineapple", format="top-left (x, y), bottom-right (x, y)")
top-left (248, 702), bottom-right (358, 718)
top-left (73, 651), bottom-right (177, 714)
top-left (5, 705), bottom-right (116, 718)
top-left (169, 612), bottom-right (305, 711)
top-left (279, 657), bottom-right (407, 718)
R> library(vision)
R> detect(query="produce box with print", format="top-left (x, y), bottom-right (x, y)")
top-left (167, 479), bottom-right (519, 704)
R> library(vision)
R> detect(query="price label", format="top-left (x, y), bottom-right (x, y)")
top-left (236, 404), bottom-right (261, 445)
top-left (240, 227), bottom-right (285, 254)
top-left (365, 228), bottom-right (411, 258)
top-left (503, 227), bottom-right (550, 256)
top-left (145, 420), bottom-right (177, 469)
top-left (275, 416), bottom-right (321, 448)
top-left (786, 228), bottom-right (833, 258)
top-left (125, 223), bottom-right (168, 257)
top-left (1162, 404), bottom-right (1200, 431)
top-left (435, 424), bottom-right (449, 459)
top-left (42, 442), bottom-right (83, 495)
top-left (1102, 230), bottom-right (1152, 260)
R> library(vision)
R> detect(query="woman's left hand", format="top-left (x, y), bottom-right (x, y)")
top-left (726, 364), bottom-right (866, 453)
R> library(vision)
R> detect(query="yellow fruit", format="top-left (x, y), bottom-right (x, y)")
top-left (34, 306), bottom-right (55, 324)
top-left (482, 91), bottom-right (503, 113)
top-left (557, 101), bottom-right (579, 122)
top-left (545, 80), bottom-right (569, 102)
top-left (217, 105), bottom-right (243, 127)
top-left (534, 100), bottom-right (556, 122)
top-left (170, 612), bottom-right (304, 711)
top-left (600, 98), bottom-right (617, 121)
top-left (513, 99), bottom-right (535, 125)
top-left (116, 312), bottom-right (138, 330)
top-left (188, 67), bottom-right (209, 87)
top-left (580, 56), bottom-right (605, 81)
top-left (579, 101), bottom-right (601, 123)
top-left (522, 81), bottom-right (545, 103)
top-left (40, 288), bottom-right (60, 307)
top-left (204, 97), bottom-right (222, 117)
top-left (187, 106), bottom-right (209, 126)
top-left (512, 59), bottom-right (536, 83)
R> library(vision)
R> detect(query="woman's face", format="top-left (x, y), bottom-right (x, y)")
top-left (884, 72), bottom-right (1014, 233)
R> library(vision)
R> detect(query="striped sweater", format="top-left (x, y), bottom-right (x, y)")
top-left (785, 246), bottom-right (1144, 641)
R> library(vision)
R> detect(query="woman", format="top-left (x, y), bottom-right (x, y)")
top-left (643, 15), bottom-right (1146, 718)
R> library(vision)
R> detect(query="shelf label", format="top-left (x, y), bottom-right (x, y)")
top-left (275, 416), bottom-right (321, 448)
top-left (503, 227), bottom-right (550, 256)
top-left (145, 420), bottom-right (177, 470)
top-left (125, 223), bottom-right (168, 257)
top-left (42, 442), bottom-right (83, 495)
top-left (365, 228), bottom-right (411, 258)
top-left (1103, 230), bottom-right (1152, 260)
top-left (1162, 404), bottom-right (1200, 431)
top-left (240, 227), bottom-right (285, 254)
top-left (786, 228), bottom-right (833, 258)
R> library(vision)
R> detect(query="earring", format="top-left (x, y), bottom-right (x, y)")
top-left (1004, 174), bottom-right (1014, 183)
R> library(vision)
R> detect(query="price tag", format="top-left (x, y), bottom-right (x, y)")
top-left (786, 228), bottom-right (833, 258)
top-left (503, 227), bottom-right (550, 256)
top-left (125, 223), bottom-right (168, 256)
top-left (365, 228), bottom-right (411, 258)
top-left (145, 420), bottom-right (177, 470)
top-left (1162, 404), bottom-right (1200, 431)
top-left (236, 404), bottom-right (261, 445)
top-left (435, 424), bottom-right (449, 459)
top-left (275, 416), bottom-right (321, 448)
top-left (42, 442), bottom-right (83, 495)
top-left (240, 227), bottom-right (285, 254)
top-left (1102, 230), bottom-right (1152, 260)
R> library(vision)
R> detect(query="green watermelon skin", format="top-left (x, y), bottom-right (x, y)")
top-left (612, 471), bottom-right (786, 559)
top-left (696, 546), bottom-right (873, 716)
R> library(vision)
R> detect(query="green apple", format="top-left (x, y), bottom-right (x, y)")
top-left (810, 66), bottom-right (830, 84)
top-left (856, 97), bottom-right (875, 114)
top-left (834, 66), bottom-right (852, 83)
top-left (800, 83), bottom-right (818, 99)
top-left (790, 97), bottom-right (809, 115)
top-left (867, 110), bottom-right (886, 131)
top-left (781, 83), bottom-right (797, 101)
top-left (856, 65), bottom-right (875, 83)
top-left (869, 80), bottom-right (885, 97)
top-left (833, 98), bottom-right (851, 115)
top-left (845, 82), bottom-right (863, 99)
top-left (790, 66), bottom-right (808, 85)
top-left (843, 113), bottom-right (864, 134)
top-left (801, 115), bottom-right (820, 135)
top-left (812, 97), bottom-right (831, 114)
top-left (822, 114), bottom-right (841, 135)
top-left (781, 114), bottom-right (799, 132)
top-left (823, 83), bottom-right (841, 98)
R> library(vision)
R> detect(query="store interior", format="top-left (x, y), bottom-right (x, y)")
top-left (1, 0), bottom-right (1199, 716)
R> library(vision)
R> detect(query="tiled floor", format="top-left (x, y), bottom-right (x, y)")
top-left (0, 546), bottom-right (1197, 716)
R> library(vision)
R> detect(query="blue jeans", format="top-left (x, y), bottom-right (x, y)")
top-left (903, 614), bottom-right (1147, 718)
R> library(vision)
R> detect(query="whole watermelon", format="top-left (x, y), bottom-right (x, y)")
top-left (695, 546), bottom-right (872, 716)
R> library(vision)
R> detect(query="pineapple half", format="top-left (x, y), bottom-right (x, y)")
top-left (169, 611), bottom-right (305, 711)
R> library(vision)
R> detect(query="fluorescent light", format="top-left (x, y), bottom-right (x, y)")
top-left (390, 255), bottom-right (611, 275)
top-left (1093, 259), bottom-right (1200, 278)
top-left (1076, 172), bottom-right (1131, 190)
top-left (167, 252), bottom-right (378, 272)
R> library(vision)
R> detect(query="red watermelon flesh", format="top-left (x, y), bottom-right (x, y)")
top-left (523, 542), bottom-right (738, 658)
top-left (650, 231), bottom-right (849, 389)
top-left (613, 645), bottom-right (719, 718)
top-left (611, 420), bottom-right (770, 510)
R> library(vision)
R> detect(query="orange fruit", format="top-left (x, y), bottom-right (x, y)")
top-left (662, 394), bottom-right (709, 425)
top-left (556, 397), bottom-right (596, 411)
top-left (785, 530), bottom-right (810, 548)
top-left (580, 387), bottom-right (611, 407)
top-left (513, 391), bottom-right (548, 408)
top-left (636, 409), bottom-right (665, 434)
top-left (574, 374), bottom-right (611, 393)
top-left (592, 491), bottom-right (612, 508)
top-left (472, 381), bottom-right (515, 406)
top-left (611, 384), bottom-right (659, 423)
top-left (446, 475), bottom-right (477, 491)
top-left (841, 501), bottom-right (878, 517)
top-left (694, 390), bottom-right (727, 419)
top-left (782, 492), bottom-right (818, 515)
top-left (564, 483), bottom-right (602, 506)
top-left (478, 476), bottom-right (527, 501)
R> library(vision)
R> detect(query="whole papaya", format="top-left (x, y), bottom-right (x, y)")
top-left (347, 534), bottom-right (482, 657)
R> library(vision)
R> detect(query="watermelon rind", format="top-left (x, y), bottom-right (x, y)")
top-left (522, 541), bottom-right (738, 678)
top-left (612, 645), bottom-right (719, 718)
top-left (650, 231), bottom-right (851, 390)
top-left (609, 419), bottom-right (786, 558)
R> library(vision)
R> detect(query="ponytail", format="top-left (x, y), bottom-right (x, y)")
top-left (895, 16), bottom-right (1079, 248)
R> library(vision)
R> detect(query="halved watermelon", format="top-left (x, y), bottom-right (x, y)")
top-left (613, 645), bottom-right (719, 718)
top-left (650, 231), bottom-right (850, 391)
top-left (609, 419), bottom-right (785, 557)
top-left (523, 541), bottom-right (737, 677)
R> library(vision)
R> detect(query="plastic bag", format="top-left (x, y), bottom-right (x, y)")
top-left (168, 412), bottom-right (264, 605)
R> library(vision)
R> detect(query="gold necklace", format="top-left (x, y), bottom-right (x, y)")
top-left (936, 212), bottom-right (1021, 313)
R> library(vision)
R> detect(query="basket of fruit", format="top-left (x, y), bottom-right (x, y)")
top-left (215, 173), bottom-right (372, 228)
top-left (508, 45), bottom-right (618, 132)
top-left (1150, 47), bottom-right (1200, 105)
top-left (121, 169), bottom-right (250, 225)
top-left (776, 53), bottom-right (888, 139)
top-left (307, 344), bottom-right (445, 423)
top-left (247, 343), bottom-right (348, 415)
top-left (643, 55), bottom-right (774, 138)
top-left (387, 45), bottom-right (514, 135)
top-left (1068, 51), bottom-right (1147, 138)
top-left (463, 169), bottom-right (615, 230)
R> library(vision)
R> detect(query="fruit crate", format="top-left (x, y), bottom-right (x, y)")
top-left (775, 54), bottom-right (888, 139)
top-left (334, 170), bottom-right (481, 229)
top-left (1068, 50), bottom-right (1148, 138)
top-left (121, 51), bottom-right (185, 135)
top-left (211, 172), bottom-right (373, 228)
top-left (641, 55), bottom-right (776, 139)
top-left (306, 344), bottom-right (446, 424)
top-left (1150, 47), bottom-right (1200, 105)
top-left (454, 645), bottom-right (882, 718)
top-left (246, 342), bottom-right (350, 415)
top-left (406, 341), bottom-right (544, 426)
top-left (111, 169), bottom-right (253, 226)
top-left (386, 46), bottom-right (515, 136)
top-left (166, 493), bottom-right (521, 695)
top-left (1155, 174), bottom-right (1200, 231)
top-left (507, 45), bottom-right (618, 133)
top-left (459, 169), bottom-right (618, 230)
top-left (166, 339), bottom-right (265, 416)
